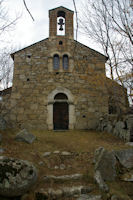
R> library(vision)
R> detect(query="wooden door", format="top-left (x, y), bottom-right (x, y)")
top-left (53, 102), bottom-right (69, 130)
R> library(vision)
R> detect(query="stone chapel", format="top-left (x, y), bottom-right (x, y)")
top-left (1, 6), bottom-right (128, 130)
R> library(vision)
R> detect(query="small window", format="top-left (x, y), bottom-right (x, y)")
top-left (63, 55), bottom-right (69, 70)
top-left (59, 41), bottom-right (63, 45)
top-left (53, 54), bottom-right (59, 70)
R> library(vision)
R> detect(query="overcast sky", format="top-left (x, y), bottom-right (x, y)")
top-left (3, 0), bottom-right (100, 52)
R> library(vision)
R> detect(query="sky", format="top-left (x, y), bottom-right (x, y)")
top-left (3, 0), bottom-right (100, 52)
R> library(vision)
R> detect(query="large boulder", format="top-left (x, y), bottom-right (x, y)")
top-left (94, 148), bottom-right (116, 181)
top-left (104, 123), bottom-right (113, 133)
top-left (93, 147), bottom-right (105, 164)
top-left (15, 129), bottom-right (36, 144)
top-left (101, 120), bottom-right (107, 131)
top-left (94, 170), bottom-right (109, 192)
top-left (113, 121), bottom-right (126, 137)
top-left (115, 121), bottom-right (125, 130)
top-left (0, 156), bottom-right (37, 197)
top-left (114, 149), bottom-right (133, 169)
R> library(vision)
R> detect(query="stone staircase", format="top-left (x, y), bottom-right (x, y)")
top-left (34, 151), bottom-right (102, 200)
top-left (35, 173), bottom-right (101, 200)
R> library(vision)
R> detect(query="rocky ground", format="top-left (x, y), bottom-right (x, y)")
top-left (0, 129), bottom-right (133, 200)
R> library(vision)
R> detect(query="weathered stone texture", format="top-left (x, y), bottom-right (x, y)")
top-left (97, 114), bottom-right (133, 141)
top-left (94, 148), bottom-right (117, 181)
top-left (6, 37), bottom-right (109, 129)
top-left (0, 6), bottom-right (128, 130)
top-left (0, 157), bottom-right (37, 197)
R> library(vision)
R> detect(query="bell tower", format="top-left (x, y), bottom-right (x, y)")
top-left (49, 6), bottom-right (74, 39)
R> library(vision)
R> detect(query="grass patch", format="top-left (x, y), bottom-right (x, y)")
top-left (0, 129), bottom-right (132, 198)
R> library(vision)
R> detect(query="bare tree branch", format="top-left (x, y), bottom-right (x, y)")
top-left (80, 0), bottom-right (133, 104)
top-left (23, 0), bottom-right (34, 21)
top-left (72, 0), bottom-right (78, 41)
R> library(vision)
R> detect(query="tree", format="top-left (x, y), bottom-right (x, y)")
top-left (0, 0), bottom-right (17, 37)
top-left (80, 0), bottom-right (133, 104)
top-left (0, 0), bottom-right (35, 90)
top-left (0, 48), bottom-right (14, 89)
top-left (0, 0), bottom-right (19, 90)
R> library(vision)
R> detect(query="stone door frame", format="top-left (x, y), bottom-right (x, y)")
top-left (47, 87), bottom-right (75, 130)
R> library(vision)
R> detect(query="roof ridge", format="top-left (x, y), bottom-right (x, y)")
top-left (49, 6), bottom-right (74, 13)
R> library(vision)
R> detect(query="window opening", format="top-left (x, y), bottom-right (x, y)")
top-left (57, 11), bottom-right (65, 36)
top-left (63, 55), bottom-right (69, 70)
top-left (53, 54), bottom-right (60, 70)
top-left (59, 41), bottom-right (63, 45)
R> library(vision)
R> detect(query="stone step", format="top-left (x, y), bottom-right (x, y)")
top-left (76, 194), bottom-right (102, 200)
top-left (43, 173), bottom-right (83, 183)
top-left (36, 185), bottom-right (93, 200)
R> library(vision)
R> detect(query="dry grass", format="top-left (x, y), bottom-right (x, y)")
top-left (0, 129), bottom-right (132, 199)
top-left (0, 129), bottom-right (127, 165)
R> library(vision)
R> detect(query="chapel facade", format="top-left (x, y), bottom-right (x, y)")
top-left (1, 6), bottom-right (128, 130)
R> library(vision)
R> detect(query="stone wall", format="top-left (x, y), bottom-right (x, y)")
top-left (5, 38), bottom-right (105, 129)
top-left (49, 7), bottom-right (74, 39)
top-left (0, 88), bottom-right (12, 121)
top-left (0, 88), bottom-right (12, 129)
top-left (97, 113), bottom-right (133, 142)
top-left (0, 36), bottom-right (128, 130)
top-left (106, 78), bottom-right (129, 114)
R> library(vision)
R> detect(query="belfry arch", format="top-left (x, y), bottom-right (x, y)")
top-left (47, 87), bottom-right (75, 130)
top-left (57, 10), bottom-right (66, 36)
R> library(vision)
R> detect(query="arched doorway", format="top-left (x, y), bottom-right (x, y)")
top-left (53, 93), bottom-right (69, 130)
top-left (47, 87), bottom-right (75, 130)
